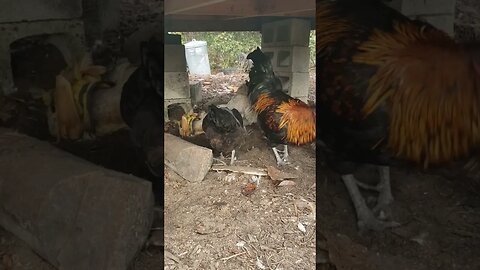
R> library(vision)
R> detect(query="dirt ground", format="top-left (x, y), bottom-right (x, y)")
top-left (317, 164), bottom-right (480, 270)
top-left (162, 71), bottom-right (317, 269)
top-left (0, 96), bottom-right (166, 269)
top-left (164, 125), bottom-right (316, 269)
top-left (3, 64), bottom-right (480, 270)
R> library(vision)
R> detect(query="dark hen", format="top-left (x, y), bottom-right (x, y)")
top-left (120, 36), bottom-right (163, 177)
top-left (202, 104), bottom-right (247, 164)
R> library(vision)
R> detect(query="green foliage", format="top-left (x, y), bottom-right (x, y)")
top-left (177, 32), bottom-right (261, 71)
top-left (170, 30), bottom-right (316, 72)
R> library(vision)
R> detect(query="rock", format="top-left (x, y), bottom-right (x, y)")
top-left (0, 128), bottom-right (154, 270)
top-left (164, 133), bottom-right (213, 182)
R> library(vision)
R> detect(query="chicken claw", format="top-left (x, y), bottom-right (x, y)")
top-left (342, 174), bottom-right (400, 232)
top-left (272, 145), bottom-right (290, 166)
top-left (230, 149), bottom-right (236, 165)
top-left (355, 166), bottom-right (394, 220)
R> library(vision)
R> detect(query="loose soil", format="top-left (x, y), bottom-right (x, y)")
top-left (2, 66), bottom-right (480, 270)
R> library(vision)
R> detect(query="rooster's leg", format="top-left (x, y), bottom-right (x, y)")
top-left (372, 166), bottom-right (394, 219)
top-left (342, 174), bottom-right (400, 232)
top-left (354, 166), bottom-right (394, 219)
top-left (230, 149), bottom-right (236, 165)
top-left (272, 145), bottom-right (290, 166)
top-left (283, 145), bottom-right (289, 160)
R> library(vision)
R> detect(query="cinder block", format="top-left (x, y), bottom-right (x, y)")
top-left (164, 45), bottom-right (187, 72)
top-left (164, 72), bottom-right (190, 99)
top-left (275, 71), bottom-right (310, 98)
top-left (417, 14), bottom-right (454, 36)
top-left (399, 0), bottom-right (455, 16)
top-left (164, 98), bottom-right (192, 121)
top-left (189, 81), bottom-right (202, 104)
top-left (261, 19), bottom-right (310, 47)
top-left (296, 96), bottom-right (309, 103)
top-left (0, 19), bottom-right (85, 95)
top-left (262, 46), bottom-right (310, 73)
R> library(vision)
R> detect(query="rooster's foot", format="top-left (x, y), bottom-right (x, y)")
top-left (272, 146), bottom-right (290, 166)
top-left (342, 173), bottom-right (400, 232)
top-left (355, 166), bottom-right (394, 220)
top-left (357, 210), bottom-right (400, 232)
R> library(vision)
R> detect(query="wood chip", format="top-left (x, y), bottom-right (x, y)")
top-left (242, 182), bottom-right (257, 196)
top-left (267, 166), bottom-right (298, 181)
top-left (297, 222), bottom-right (307, 233)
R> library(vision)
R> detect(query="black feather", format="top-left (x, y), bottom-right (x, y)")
top-left (202, 105), bottom-right (247, 155)
top-left (120, 36), bottom-right (164, 177)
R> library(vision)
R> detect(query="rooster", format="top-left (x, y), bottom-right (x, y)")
top-left (246, 47), bottom-right (316, 166)
top-left (316, 0), bottom-right (480, 231)
top-left (202, 104), bottom-right (247, 165)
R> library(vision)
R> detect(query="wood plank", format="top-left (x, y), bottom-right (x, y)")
top-left (168, 0), bottom-right (314, 17)
top-left (165, 0), bottom-right (230, 15)
top-left (165, 16), bottom-right (315, 31)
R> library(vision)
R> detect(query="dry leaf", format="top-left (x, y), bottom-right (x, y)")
top-left (278, 180), bottom-right (296, 187)
top-left (267, 166), bottom-right (298, 181)
top-left (241, 182), bottom-right (257, 196)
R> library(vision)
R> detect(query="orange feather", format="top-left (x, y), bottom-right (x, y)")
top-left (353, 20), bottom-right (480, 167)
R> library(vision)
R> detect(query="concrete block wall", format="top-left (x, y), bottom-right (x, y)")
top-left (275, 71), bottom-right (310, 98)
top-left (261, 46), bottom-right (310, 73)
top-left (261, 19), bottom-right (310, 101)
top-left (387, 0), bottom-right (456, 36)
top-left (164, 35), bottom-right (191, 121)
top-left (261, 19), bottom-right (310, 47)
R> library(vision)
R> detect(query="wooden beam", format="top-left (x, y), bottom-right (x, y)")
top-left (165, 0), bottom-right (229, 15)
top-left (225, 8), bottom-right (313, 20)
top-left (168, 0), bottom-right (314, 17)
top-left (164, 16), bottom-right (315, 32)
